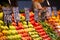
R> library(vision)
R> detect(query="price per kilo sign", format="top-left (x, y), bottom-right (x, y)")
top-left (24, 8), bottom-right (30, 21)
top-left (34, 9), bottom-right (39, 21)
top-left (13, 7), bottom-right (20, 22)
top-left (2, 7), bottom-right (12, 24)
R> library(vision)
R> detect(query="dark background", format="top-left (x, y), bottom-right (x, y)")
top-left (0, 0), bottom-right (60, 10)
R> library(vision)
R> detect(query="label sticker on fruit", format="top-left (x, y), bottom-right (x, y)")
top-left (24, 8), bottom-right (29, 21)
top-left (52, 7), bottom-right (57, 16)
top-left (2, 7), bottom-right (12, 24)
top-left (12, 7), bottom-right (20, 22)
top-left (46, 7), bottom-right (52, 16)
top-left (34, 9), bottom-right (39, 21)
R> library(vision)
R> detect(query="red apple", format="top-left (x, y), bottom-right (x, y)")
top-left (43, 37), bottom-right (51, 40)
top-left (36, 29), bottom-right (44, 33)
top-left (34, 23), bottom-right (39, 26)
top-left (21, 33), bottom-right (28, 37)
top-left (30, 21), bottom-right (35, 25)
top-left (15, 26), bottom-right (20, 30)
top-left (12, 22), bottom-right (16, 26)
top-left (41, 35), bottom-right (49, 39)
top-left (34, 26), bottom-right (42, 30)
top-left (30, 13), bottom-right (34, 18)
top-left (39, 32), bottom-right (46, 36)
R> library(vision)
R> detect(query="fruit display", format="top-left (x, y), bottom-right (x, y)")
top-left (0, 5), bottom-right (59, 40)
top-left (0, 11), bottom-right (59, 40)
top-left (40, 21), bottom-right (58, 40)
top-left (45, 11), bottom-right (60, 36)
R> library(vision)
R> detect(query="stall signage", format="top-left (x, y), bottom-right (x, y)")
top-left (52, 7), bottom-right (57, 16)
top-left (24, 8), bottom-right (29, 21)
top-left (2, 7), bottom-right (12, 24)
top-left (13, 7), bottom-right (20, 22)
top-left (46, 7), bottom-right (52, 16)
top-left (34, 9), bottom-right (39, 21)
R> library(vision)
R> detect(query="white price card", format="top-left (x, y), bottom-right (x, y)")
top-left (34, 9), bottom-right (39, 21)
top-left (24, 8), bottom-right (30, 21)
top-left (52, 7), bottom-right (57, 16)
top-left (12, 7), bottom-right (20, 22)
top-left (46, 7), bottom-right (52, 16)
top-left (2, 7), bottom-right (12, 24)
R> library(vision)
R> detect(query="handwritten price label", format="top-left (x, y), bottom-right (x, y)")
top-left (2, 7), bottom-right (12, 24)
top-left (34, 9), bottom-right (39, 21)
top-left (13, 7), bottom-right (20, 22)
top-left (24, 8), bottom-right (29, 21)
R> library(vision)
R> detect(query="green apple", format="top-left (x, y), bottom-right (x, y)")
top-left (0, 20), bottom-right (4, 25)
top-left (22, 21), bottom-right (27, 25)
top-left (4, 26), bottom-right (9, 30)
top-left (2, 30), bottom-right (8, 35)
top-left (0, 26), bottom-right (4, 29)
top-left (15, 35), bottom-right (21, 39)
top-left (16, 39), bottom-right (21, 40)
top-left (0, 12), bottom-right (3, 20)
top-left (9, 26), bottom-right (16, 30)
top-left (31, 35), bottom-right (39, 38)
top-left (25, 28), bottom-right (35, 32)
top-left (33, 37), bottom-right (42, 40)
top-left (7, 36), bottom-right (13, 40)
top-left (8, 30), bottom-right (12, 35)
top-left (28, 22), bottom-right (31, 24)
top-left (29, 31), bottom-right (38, 35)
top-left (28, 24), bottom-right (33, 28)
top-left (20, 16), bottom-right (25, 21)
top-left (12, 35), bottom-right (16, 40)
top-left (11, 30), bottom-right (18, 35)
top-left (0, 26), bottom-right (8, 30)
top-left (23, 25), bottom-right (28, 28)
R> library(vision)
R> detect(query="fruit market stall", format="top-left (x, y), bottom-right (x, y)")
top-left (0, 0), bottom-right (60, 40)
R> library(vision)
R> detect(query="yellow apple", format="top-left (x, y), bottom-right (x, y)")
top-left (0, 12), bottom-right (3, 20)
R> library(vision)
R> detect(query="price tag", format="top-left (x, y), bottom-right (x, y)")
top-left (46, 7), bottom-right (52, 16)
top-left (24, 8), bottom-right (30, 21)
top-left (2, 7), bottom-right (12, 24)
top-left (12, 7), bottom-right (20, 22)
top-left (34, 9), bottom-right (39, 21)
top-left (52, 7), bottom-right (57, 16)
top-left (41, 10), bottom-right (46, 21)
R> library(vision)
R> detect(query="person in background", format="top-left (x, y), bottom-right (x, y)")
top-left (32, 0), bottom-right (47, 21)
top-left (32, 0), bottom-right (44, 10)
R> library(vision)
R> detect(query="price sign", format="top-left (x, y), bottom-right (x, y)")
top-left (12, 7), bottom-right (20, 22)
top-left (46, 7), bottom-right (52, 16)
top-left (2, 7), bottom-right (12, 24)
top-left (52, 7), bottom-right (57, 16)
top-left (34, 9), bottom-right (39, 21)
top-left (24, 8), bottom-right (30, 21)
